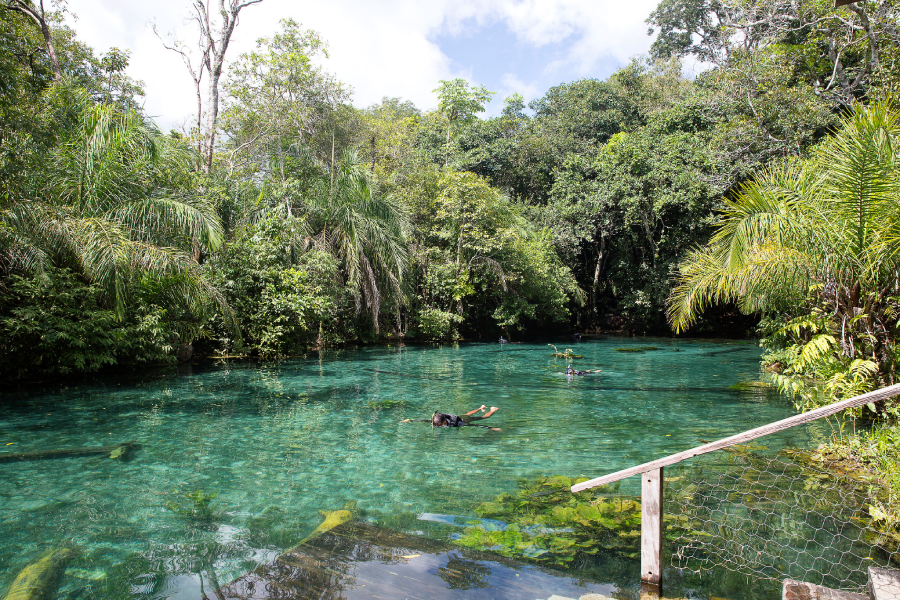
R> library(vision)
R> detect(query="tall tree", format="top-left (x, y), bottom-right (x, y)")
top-left (303, 150), bottom-right (408, 330)
top-left (648, 0), bottom-right (900, 107)
top-left (221, 19), bottom-right (349, 190)
top-left (433, 78), bottom-right (494, 167)
top-left (356, 97), bottom-right (421, 176)
top-left (163, 0), bottom-right (264, 174)
top-left (153, 21), bottom-right (209, 156)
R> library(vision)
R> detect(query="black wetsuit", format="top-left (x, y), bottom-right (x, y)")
top-left (406, 412), bottom-right (493, 428)
top-left (433, 412), bottom-right (467, 427)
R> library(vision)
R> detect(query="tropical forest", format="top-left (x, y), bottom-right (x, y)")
top-left (2, 0), bottom-right (900, 598)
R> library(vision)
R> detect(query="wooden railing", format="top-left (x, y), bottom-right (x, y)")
top-left (570, 382), bottom-right (900, 593)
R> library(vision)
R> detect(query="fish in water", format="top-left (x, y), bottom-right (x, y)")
top-left (1, 547), bottom-right (78, 600)
top-left (297, 501), bottom-right (357, 544)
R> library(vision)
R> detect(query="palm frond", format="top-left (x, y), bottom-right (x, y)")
top-left (668, 97), bottom-right (900, 334)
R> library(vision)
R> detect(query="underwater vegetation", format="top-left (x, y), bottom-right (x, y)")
top-left (0, 441), bottom-right (137, 463)
top-left (165, 490), bottom-right (219, 524)
top-left (245, 506), bottom-right (307, 549)
top-left (1, 547), bottom-right (79, 600)
top-left (728, 381), bottom-right (775, 393)
top-left (782, 447), bottom-right (900, 552)
top-left (453, 474), bottom-right (641, 567)
top-left (662, 444), bottom-right (900, 590)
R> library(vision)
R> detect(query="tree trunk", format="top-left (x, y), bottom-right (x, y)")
top-left (195, 0), bottom-right (265, 174)
top-left (848, 4), bottom-right (880, 73)
top-left (203, 55), bottom-right (222, 174)
top-left (195, 76), bottom-right (204, 156)
top-left (10, 0), bottom-right (62, 80)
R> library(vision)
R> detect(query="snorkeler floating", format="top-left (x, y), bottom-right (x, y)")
top-left (401, 405), bottom-right (500, 431)
top-left (565, 366), bottom-right (601, 376)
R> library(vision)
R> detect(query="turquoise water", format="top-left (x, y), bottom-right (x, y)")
top-left (0, 338), bottom-right (825, 599)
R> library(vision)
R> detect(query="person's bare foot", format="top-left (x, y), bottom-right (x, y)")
top-left (490, 407), bottom-right (498, 412)
top-left (479, 404), bottom-right (487, 412)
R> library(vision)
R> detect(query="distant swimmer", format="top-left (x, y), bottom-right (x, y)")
top-left (401, 405), bottom-right (500, 431)
top-left (499, 336), bottom-right (508, 344)
top-left (566, 366), bottom-right (601, 376)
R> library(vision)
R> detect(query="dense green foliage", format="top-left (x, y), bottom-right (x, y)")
top-left (1, 0), bottom-right (898, 382)
top-left (0, 268), bottom-right (176, 380)
top-left (669, 99), bottom-right (900, 410)
top-left (201, 218), bottom-right (347, 356)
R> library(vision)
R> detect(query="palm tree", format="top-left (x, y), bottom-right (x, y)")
top-left (304, 149), bottom-right (408, 331)
top-left (667, 98), bottom-right (900, 373)
top-left (0, 88), bottom-right (228, 327)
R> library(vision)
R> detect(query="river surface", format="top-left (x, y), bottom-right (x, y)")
top-left (0, 338), bottom-right (830, 599)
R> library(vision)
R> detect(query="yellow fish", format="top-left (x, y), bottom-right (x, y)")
top-left (1, 548), bottom-right (78, 600)
top-left (298, 501), bottom-right (357, 545)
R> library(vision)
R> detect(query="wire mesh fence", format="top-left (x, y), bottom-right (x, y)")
top-left (662, 431), bottom-right (900, 593)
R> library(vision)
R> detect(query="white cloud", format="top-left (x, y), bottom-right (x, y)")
top-left (64, 0), bottom-right (659, 130)
top-left (491, 0), bottom-right (660, 73)
top-left (499, 73), bottom-right (542, 103)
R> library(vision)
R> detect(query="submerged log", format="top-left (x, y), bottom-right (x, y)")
top-left (0, 547), bottom-right (78, 600)
top-left (0, 441), bottom-right (137, 463)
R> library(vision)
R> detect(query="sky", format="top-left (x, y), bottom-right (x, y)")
top-left (65, 0), bottom-right (663, 132)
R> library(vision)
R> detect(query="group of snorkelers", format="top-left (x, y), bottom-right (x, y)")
top-left (403, 331), bottom-right (597, 429)
top-left (401, 365), bottom-right (599, 430)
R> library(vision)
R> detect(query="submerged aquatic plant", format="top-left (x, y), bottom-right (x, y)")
top-left (166, 490), bottom-right (219, 523)
top-left (453, 474), bottom-right (641, 566)
top-left (245, 506), bottom-right (310, 548)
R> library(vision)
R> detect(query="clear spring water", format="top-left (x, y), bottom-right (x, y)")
top-left (0, 338), bottom-right (831, 599)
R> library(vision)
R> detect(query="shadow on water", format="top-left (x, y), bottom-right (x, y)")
top-left (221, 522), bottom-right (621, 600)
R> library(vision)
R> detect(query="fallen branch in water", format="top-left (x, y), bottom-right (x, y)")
top-left (0, 441), bottom-right (137, 463)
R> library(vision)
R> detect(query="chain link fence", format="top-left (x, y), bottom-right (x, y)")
top-left (662, 432), bottom-right (900, 593)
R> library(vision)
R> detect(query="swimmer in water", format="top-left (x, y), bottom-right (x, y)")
top-left (566, 366), bottom-right (601, 376)
top-left (401, 405), bottom-right (500, 430)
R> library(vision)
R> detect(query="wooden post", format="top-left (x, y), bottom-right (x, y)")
top-left (641, 467), bottom-right (663, 593)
